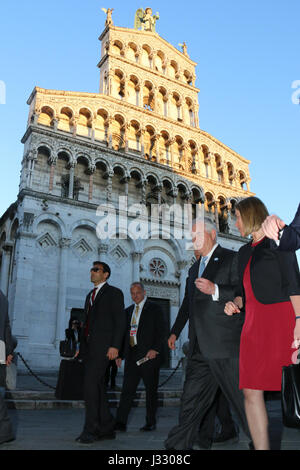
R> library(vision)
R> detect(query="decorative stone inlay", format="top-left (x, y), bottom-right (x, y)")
top-left (72, 238), bottom-right (94, 258)
top-left (110, 244), bottom-right (128, 264)
top-left (37, 232), bottom-right (58, 251)
top-left (149, 257), bottom-right (167, 278)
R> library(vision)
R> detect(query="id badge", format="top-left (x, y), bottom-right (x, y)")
top-left (130, 324), bottom-right (137, 337)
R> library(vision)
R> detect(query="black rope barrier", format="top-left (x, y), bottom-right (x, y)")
top-left (158, 357), bottom-right (184, 388)
top-left (16, 352), bottom-right (56, 391)
top-left (16, 352), bottom-right (184, 392)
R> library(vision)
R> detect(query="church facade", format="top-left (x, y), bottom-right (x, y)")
top-left (0, 9), bottom-right (253, 370)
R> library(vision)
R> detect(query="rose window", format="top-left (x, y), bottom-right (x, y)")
top-left (149, 258), bottom-right (166, 278)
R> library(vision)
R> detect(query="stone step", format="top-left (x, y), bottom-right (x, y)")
top-left (5, 397), bottom-right (181, 410)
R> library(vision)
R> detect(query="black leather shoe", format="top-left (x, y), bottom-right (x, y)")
top-left (96, 431), bottom-right (116, 441)
top-left (114, 422), bottom-right (127, 432)
top-left (213, 427), bottom-right (239, 446)
top-left (75, 432), bottom-right (96, 444)
top-left (140, 424), bottom-right (156, 431)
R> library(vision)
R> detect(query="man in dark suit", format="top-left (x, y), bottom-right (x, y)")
top-left (165, 218), bottom-right (250, 450)
top-left (168, 249), bottom-right (239, 449)
top-left (262, 203), bottom-right (300, 251)
top-left (114, 282), bottom-right (164, 432)
top-left (0, 290), bottom-right (15, 445)
top-left (76, 261), bottom-right (126, 444)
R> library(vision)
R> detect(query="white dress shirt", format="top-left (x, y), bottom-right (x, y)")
top-left (130, 296), bottom-right (147, 345)
top-left (91, 281), bottom-right (106, 303)
top-left (198, 243), bottom-right (220, 301)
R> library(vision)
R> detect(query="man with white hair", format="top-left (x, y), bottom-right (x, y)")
top-left (262, 203), bottom-right (300, 251)
top-left (165, 217), bottom-right (250, 450)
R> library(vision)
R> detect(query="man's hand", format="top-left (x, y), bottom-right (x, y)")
top-left (6, 354), bottom-right (13, 366)
top-left (107, 347), bottom-right (119, 360)
top-left (168, 334), bottom-right (177, 350)
top-left (195, 278), bottom-right (216, 295)
top-left (115, 358), bottom-right (122, 368)
top-left (146, 350), bottom-right (158, 360)
top-left (262, 214), bottom-right (285, 241)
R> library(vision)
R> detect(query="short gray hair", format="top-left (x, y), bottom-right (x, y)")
top-left (192, 216), bottom-right (217, 234)
top-left (130, 281), bottom-right (145, 291)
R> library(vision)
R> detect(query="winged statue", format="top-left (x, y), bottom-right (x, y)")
top-left (101, 7), bottom-right (114, 27)
top-left (134, 7), bottom-right (159, 32)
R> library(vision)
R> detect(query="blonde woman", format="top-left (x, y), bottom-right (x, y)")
top-left (225, 197), bottom-right (300, 450)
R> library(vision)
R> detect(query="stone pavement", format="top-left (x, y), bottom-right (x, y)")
top-left (1, 369), bottom-right (300, 450)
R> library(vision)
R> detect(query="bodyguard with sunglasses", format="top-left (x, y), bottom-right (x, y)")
top-left (76, 261), bottom-right (126, 444)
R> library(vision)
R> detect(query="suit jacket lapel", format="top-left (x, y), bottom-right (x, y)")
top-left (201, 245), bottom-right (223, 280)
top-left (137, 300), bottom-right (149, 331)
top-left (90, 283), bottom-right (109, 314)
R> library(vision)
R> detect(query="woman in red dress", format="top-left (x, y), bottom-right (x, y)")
top-left (225, 197), bottom-right (300, 450)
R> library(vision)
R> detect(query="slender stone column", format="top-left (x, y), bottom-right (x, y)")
top-left (72, 117), bottom-right (78, 137)
top-left (56, 238), bottom-right (72, 348)
top-left (53, 118), bottom-right (58, 131)
top-left (104, 170), bottom-right (114, 202)
top-left (68, 162), bottom-right (76, 199)
top-left (131, 252), bottom-right (142, 283)
top-left (98, 243), bottom-right (109, 264)
top-left (107, 118), bottom-right (113, 148)
top-left (140, 129), bottom-right (145, 157)
top-left (214, 202), bottom-right (220, 232)
top-left (87, 164), bottom-right (96, 201)
top-left (48, 155), bottom-right (57, 193)
top-left (169, 138), bottom-right (175, 167)
top-left (26, 149), bottom-right (38, 188)
top-left (0, 244), bottom-right (13, 296)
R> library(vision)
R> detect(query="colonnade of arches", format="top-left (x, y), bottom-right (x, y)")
top-left (35, 106), bottom-right (248, 190)
top-left (106, 39), bottom-right (195, 87)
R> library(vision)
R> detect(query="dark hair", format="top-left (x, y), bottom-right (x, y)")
top-left (93, 261), bottom-right (111, 279)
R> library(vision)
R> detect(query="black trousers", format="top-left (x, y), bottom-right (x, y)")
top-left (116, 347), bottom-right (160, 426)
top-left (197, 386), bottom-right (236, 447)
top-left (0, 366), bottom-right (14, 442)
top-left (82, 356), bottom-right (115, 436)
top-left (165, 343), bottom-right (250, 450)
top-left (105, 360), bottom-right (118, 387)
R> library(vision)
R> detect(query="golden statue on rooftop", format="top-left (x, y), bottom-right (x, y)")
top-left (134, 7), bottom-right (159, 32)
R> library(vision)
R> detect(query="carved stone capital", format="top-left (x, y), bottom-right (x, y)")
top-left (59, 238), bottom-right (72, 249)
top-left (98, 243), bottom-right (109, 254)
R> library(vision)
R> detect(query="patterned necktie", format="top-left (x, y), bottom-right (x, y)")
top-left (198, 256), bottom-right (208, 277)
top-left (129, 305), bottom-right (140, 347)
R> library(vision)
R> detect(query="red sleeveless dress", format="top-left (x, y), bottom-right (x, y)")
top-left (239, 239), bottom-right (296, 391)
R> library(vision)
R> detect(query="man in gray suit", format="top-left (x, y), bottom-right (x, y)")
top-left (0, 290), bottom-right (15, 445)
top-left (165, 218), bottom-right (250, 450)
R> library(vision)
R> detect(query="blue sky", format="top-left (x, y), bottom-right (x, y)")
top-left (0, 0), bottom-right (299, 224)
